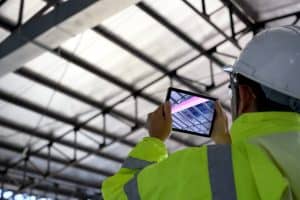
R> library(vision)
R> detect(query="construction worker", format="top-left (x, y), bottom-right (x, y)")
top-left (102, 26), bottom-right (300, 200)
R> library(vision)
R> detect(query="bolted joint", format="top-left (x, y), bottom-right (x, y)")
top-left (24, 149), bottom-right (30, 161)
top-left (207, 46), bottom-right (217, 55)
top-left (48, 141), bottom-right (53, 147)
top-left (168, 70), bottom-right (177, 78)
top-left (73, 126), bottom-right (80, 132)
top-left (131, 124), bottom-right (139, 132)
top-left (69, 158), bottom-right (76, 164)
top-left (99, 141), bottom-right (106, 149)
top-left (132, 90), bottom-right (140, 99)
top-left (24, 155), bottom-right (30, 162)
top-left (102, 107), bottom-right (111, 115)
top-left (133, 94), bottom-right (137, 100)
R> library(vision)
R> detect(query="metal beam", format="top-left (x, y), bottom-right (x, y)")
top-left (0, 140), bottom-right (114, 177)
top-left (0, 88), bottom-right (135, 148)
top-left (0, 0), bottom-right (8, 7)
top-left (0, 0), bottom-right (141, 77)
top-left (0, 115), bottom-right (124, 163)
top-left (0, 0), bottom-right (98, 75)
top-left (219, 0), bottom-right (255, 29)
top-left (0, 161), bottom-right (99, 190)
top-left (181, 0), bottom-right (241, 50)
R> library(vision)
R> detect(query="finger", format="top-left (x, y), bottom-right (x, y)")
top-left (164, 101), bottom-right (172, 122)
top-left (215, 101), bottom-right (228, 124)
top-left (147, 112), bottom-right (153, 120)
top-left (147, 112), bottom-right (153, 129)
top-left (225, 113), bottom-right (229, 124)
top-left (155, 104), bottom-right (164, 118)
top-left (215, 100), bottom-right (223, 116)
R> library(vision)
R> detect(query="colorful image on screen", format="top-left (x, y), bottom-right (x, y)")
top-left (169, 90), bottom-right (215, 135)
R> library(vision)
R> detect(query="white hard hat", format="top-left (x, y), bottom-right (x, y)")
top-left (232, 26), bottom-right (300, 100)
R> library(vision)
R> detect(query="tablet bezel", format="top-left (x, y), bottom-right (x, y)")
top-left (166, 87), bottom-right (217, 137)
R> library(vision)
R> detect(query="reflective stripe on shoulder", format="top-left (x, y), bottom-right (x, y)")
top-left (207, 145), bottom-right (237, 200)
top-left (122, 157), bottom-right (154, 170)
top-left (124, 173), bottom-right (141, 200)
top-left (123, 158), bottom-right (153, 199)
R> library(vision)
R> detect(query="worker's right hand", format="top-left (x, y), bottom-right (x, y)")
top-left (147, 102), bottom-right (172, 141)
top-left (211, 101), bottom-right (231, 144)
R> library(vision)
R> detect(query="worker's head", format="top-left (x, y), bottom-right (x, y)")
top-left (228, 26), bottom-right (300, 119)
top-left (229, 74), bottom-right (298, 119)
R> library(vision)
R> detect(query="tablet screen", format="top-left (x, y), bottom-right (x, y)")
top-left (167, 88), bottom-right (216, 137)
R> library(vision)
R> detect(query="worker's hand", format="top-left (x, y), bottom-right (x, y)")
top-left (211, 101), bottom-right (231, 144)
top-left (147, 102), bottom-right (172, 141)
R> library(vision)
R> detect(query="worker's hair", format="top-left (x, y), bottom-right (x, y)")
top-left (237, 74), bottom-right (294, 112)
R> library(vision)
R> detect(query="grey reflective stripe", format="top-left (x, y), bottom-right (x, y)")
top-left (122, 157), bottom-right (154, 170)
top-left (123, 157), bottom-right (153, 199)
top-left (124, 173), bottom-right (141, 200)
top-left (207, 145), bottom-right (237, 200)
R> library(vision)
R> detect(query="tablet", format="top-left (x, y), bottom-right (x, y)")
top-left (166, 87), bottom-right (216, 137)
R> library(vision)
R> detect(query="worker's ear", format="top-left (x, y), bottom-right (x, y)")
top-left (238, 85), bottom-right (257, 115)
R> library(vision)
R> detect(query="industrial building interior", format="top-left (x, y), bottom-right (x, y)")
top-left (0, 0), bottom-right (299, 199)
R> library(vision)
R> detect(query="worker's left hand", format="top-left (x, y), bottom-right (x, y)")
top-left (147, 102), bottom-right (172, 141)
top-left (211, 101), bottom-right (231, 144)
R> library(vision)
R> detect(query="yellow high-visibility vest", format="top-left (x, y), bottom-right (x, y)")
top-left (102, 112), bottom-right (300, 200)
